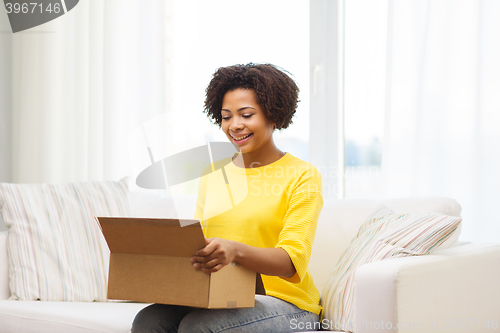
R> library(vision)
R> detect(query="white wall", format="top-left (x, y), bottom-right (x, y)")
top-left (0, 10), bottom-right (12, 231)
top-left (0, 9), bottom-right (12, 185)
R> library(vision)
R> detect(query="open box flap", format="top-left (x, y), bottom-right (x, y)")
top-left (95, 217), bottom-right (206, 257)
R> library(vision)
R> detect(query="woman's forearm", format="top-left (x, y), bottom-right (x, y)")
top-left (232, 241), bottom-right (296, 278)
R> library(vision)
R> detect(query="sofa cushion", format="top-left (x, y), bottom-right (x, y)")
top-left (0, 180), bottom-right (132, 301)
top-left (320, 208), bottom-right (461, 332)
top-left (0, 300), bottom-right (150, 333)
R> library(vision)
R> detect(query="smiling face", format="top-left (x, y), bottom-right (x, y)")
top-left (221, 88), bottom-right (276, 155)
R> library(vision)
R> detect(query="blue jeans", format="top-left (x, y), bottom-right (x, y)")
top-left (131, 295), bottom-right (320, 333)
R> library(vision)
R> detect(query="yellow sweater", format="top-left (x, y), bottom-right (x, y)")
top-left (194, 152), bottom-right (323, 315)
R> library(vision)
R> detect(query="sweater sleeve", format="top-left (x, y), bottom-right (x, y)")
top-left (275, 167), bottom-right (323, 283)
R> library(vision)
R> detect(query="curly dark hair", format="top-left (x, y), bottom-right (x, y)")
top-left (204, 63), bottom-right (299, 130)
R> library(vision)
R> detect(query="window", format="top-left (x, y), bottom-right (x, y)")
top-left (344, 0), bottom-right (386, 198)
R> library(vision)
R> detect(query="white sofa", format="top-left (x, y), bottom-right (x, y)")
top-left (0, 191), bottom-right (499, 333)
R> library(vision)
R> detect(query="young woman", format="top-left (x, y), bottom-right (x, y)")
top-left (132, 63), bottom-right (323, 333)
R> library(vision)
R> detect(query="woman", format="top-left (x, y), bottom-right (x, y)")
top-left (132, 63), bottom-right (323, 333)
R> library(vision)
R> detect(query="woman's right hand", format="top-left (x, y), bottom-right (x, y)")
top-left (190, 237), bottom-right (239, 273)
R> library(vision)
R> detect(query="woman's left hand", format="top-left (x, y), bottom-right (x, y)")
top-left (190, 237), bottom-right (238, 273)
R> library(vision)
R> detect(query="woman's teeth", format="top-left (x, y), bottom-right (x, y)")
top-left (233, 134), bottom-right (252, 141)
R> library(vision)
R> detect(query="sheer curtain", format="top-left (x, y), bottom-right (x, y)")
top-left (2, 0), bottom-right (310, 190)
top-left (0, 0), bottom-right (166, 184)
top-left (381, 0), bottom-right (500, 242)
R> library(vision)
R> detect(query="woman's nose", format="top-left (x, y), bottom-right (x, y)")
top-left (230, 119), bottom-right (244, 131)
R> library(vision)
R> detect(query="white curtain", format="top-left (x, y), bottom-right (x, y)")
top-left (1, 0), bottom-right (166, 184)
top-left (381, 0), bottom-right (500, 242)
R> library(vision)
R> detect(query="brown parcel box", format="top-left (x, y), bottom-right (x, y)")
top-left (96, 217), bottom-right (265, 309)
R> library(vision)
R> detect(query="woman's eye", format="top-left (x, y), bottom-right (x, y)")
top-left (222, 117), bottom-right (231, 120)
top-left (242, 115), bottom-right (252, 119)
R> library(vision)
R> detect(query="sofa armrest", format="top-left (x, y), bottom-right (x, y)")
top-left (0, 232), bottom-right (9, 300)
top-left (354, 243), bottom-right (500, 333)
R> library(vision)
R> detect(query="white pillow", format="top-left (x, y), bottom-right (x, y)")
top-left (0, 179), bottom-right (132, 301)
top-left (320, 207), bottom-right (461, 332)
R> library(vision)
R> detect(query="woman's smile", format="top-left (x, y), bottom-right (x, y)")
top-left (230, 133), bottom-right (253, 144)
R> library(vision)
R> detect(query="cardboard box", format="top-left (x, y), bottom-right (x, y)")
top-left (95, 217), bottom-right (265, 308)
